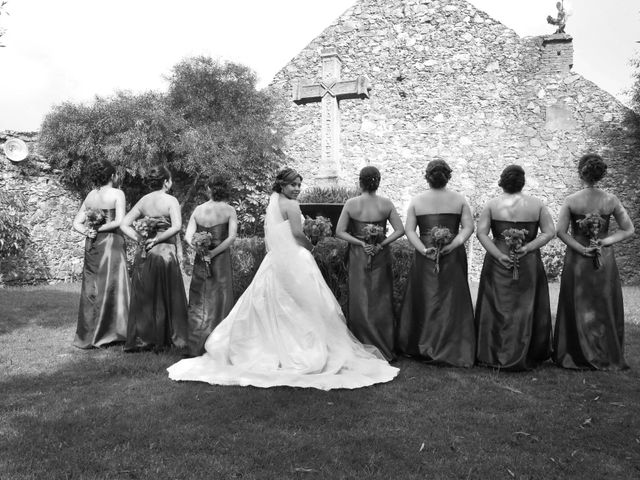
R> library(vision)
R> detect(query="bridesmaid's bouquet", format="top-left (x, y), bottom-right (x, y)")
top-left (577, 213), bottom-right (604, 269)
top-left (430, 226), bottom-right (453, 274)
top-left (84, 208), bottom-right (106, 248)
top-left (192, 231), bottom-right (213, 277)
top-left (133, 216), bottom-right (170, 259)
top-left (303, 216), bottom-right (332, 246)
top-left (362, 223), bottom-right (385, 269)
top-left (502, 228), bottom-right (529, 281)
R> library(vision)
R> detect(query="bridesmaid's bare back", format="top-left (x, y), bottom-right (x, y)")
top-left (490, 193), bottom-right (543, 222)
top-left (345, 195), bottom-right (393, 222)
top-left (193, 202), bottom-right (234, 227)
top-left (84, 187), bottom-right (122, 210)
top-left (137, 191), bottom-right (178, 217)
top-left (412, 189), bottom-right (465, 216)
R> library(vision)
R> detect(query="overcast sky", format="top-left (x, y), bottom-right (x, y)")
top-left (0, 0), bottom-right (638, 131)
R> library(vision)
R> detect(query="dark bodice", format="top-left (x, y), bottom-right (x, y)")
top-left (196, 223), bottom-right (229, 248)
top-left (348, 218), bottom-right (387, 241)
top-left (569, 213), bottom-right (611, 244)
top-left (416, 213), bottom-right (461, 247)
top-left (102, 208), bottom-right (116, 222)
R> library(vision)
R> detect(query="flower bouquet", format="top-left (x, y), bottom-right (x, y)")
top-left (430, 226), bottom-right (453, 274)
top-left (132, 216), bottom-right (170, 258)
top-left (362, 223), bottom-right (385, 269)
top-left (303, 215), bottom-right (332, 246)
top-left (192, 231), bottom-right (213, 277)
top-left (84, 208), bottom-right (106, 248)
top-left (577, 213), bottom-right (604, 269)
top-left (502, 228), bottom-right (529, 281)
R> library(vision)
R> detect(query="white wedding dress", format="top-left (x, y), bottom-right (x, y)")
top-left (167, 193), bottom-right (399, 390)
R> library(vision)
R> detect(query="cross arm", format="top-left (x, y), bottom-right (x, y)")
top-left (293, 76), bottom-right (371, 105)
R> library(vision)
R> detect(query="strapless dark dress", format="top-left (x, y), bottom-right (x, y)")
top-left (346, 218), bottom-right (396, 361)
top-left (186, 223), bottom-right (234, 356)
top-left (396, 213), bottom-right (475, 367)
top-left (125, 217), bottom-right (188, 351)
top-left (475, 220), bottom-right (552, 371)
top-left (75, 208), bottom-right (130, 348)
top-left (553, 213), bottom-right (627, 370)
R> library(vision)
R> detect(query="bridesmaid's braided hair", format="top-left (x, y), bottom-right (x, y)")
top-left (144, 165), bottom-right (172, 191)
top-left (87, 160), bottom-right (116, 188)
top-left (578, 153), bottom-right (607, 184)
top-left (272, 168), bottom-right (302, 193)
top-left (498, 164), bottom-right (525, 194)
top-left (424, 158), bottom-right (452, 189)
top-left (359, 166), bottom-right (381, 192)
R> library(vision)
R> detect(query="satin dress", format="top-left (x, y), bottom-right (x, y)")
top-left (396, 214), bottom-right (475, 367)
top-left (74, 208), bottom-right (130, 348)
top-left (186, 223), bottom-right (234, 357)
top-left (167, 193), bottom-right (399, 390)
top-left (553, 213), bottom-right (628, 370)
top-left (475, 220), bottom-right (552, 371)
top-left (346, 219), bottom-right (396, 361)
top-left (125, 217), bottom-right (188, 351)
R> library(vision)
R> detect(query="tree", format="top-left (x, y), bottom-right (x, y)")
top-left (40, 57), bottom-right (288, 228)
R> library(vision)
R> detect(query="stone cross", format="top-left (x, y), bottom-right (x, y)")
top-left (293, 47), bottom-right (371, 185)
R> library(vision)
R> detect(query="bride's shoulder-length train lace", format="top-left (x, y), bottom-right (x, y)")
top-left (167, 193), bottom-right (399, 390)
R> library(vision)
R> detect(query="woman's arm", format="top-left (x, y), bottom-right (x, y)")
top-left (148, 196), bottom-right (182, 247)
top-left (600, 197), bottom-right (635, 247)
top-left (378, 203), bottom-right (404, 248)
top-left (441, 198), bottom-right (474, 255)
top-left (476, 202), bottom-right (511, 269)
top-left (120, 202), bottom-right (143, 242)
top-left (287, 201), bottom-right (314, 251)
top-left (517, 204), bottom-right (555, 255)
top-left (404, 202), bottom-right (427, 255)
top-left (555, 201), bottom-right (598, 256)
top-left (97, 190), bottom-right (126, 232)
top-left (72, 200), bottom-right (97, 239)
top-left (207, 207), bottom-right (238, 259)
top-left (335, 200), bottom-right (368, 250)
top-left (184, 209), bottom-right (198, 248)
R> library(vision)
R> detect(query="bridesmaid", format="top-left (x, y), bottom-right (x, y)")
top-left (336, 166), bottom-right (404, 361)
top-left (184, 176), bottom-right (237, 357)
top-left (553, 153), bottom-right (634, 370)
top-left (475, 165), bottom-right (555, 371)
top-left (396, 159), bottom-right (475, 367)
top-left (72, 160), bottom-right (130, 348)
top-left (120, 165), bottom-right (188, 352)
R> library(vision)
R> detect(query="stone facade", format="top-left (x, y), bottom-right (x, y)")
top-left (269, 0), bottom-right (640, 282)
top-left (1, 131), bottom-right (85, 285)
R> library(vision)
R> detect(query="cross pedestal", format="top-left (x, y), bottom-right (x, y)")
top-left (293, 48), bottom-right (370, 186)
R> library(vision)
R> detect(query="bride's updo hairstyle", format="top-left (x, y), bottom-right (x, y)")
top-left (498, 164), bottom-right (525, 194)
top-left (578, 153), bottom-right (607, 184)
top-left (87, 160), bottom-right (116, 188)
top-left (272, 168), bottom-right (302, 193)
top-left (144, 165), bottom-right (172, 191)
top-left (207, 175), bottom-right (232, 201)
top-left (425, 158), bottom-right (452, 189)
top-left (359, 166), bottom-right (381, 192)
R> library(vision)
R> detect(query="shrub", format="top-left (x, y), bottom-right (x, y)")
top-left (0, 190), bottom-right (30, 259)
top-left (298, 186), bottom-right (360, 204)
top-left (541, 240), bottom-right (566, 282)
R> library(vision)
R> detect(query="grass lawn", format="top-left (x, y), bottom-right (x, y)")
top-left (1, 282), bottom-right (640, 479)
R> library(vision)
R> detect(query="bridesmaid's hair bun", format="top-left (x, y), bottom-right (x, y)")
top-left (207, 175), bottom-right (232, 201)
top-left (578, 153), bottom-right (607, 184)
top-left (87, 160), bottom-right (116, 188)
top-left (359, 166), bottom-right (381, 192)
top-left (424, 158), bottom-right (452, 188)
top-left (498, 164), bottom-right (525, 194)
top-left (144, 165), bottom-right (172, 191)
top-left (272, 167), bottom-right (302, 193)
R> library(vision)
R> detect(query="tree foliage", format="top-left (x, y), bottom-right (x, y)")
top-left (0, 190), bottom-right (30, 258)
top-left (39, 57), bottom-right (287, 228)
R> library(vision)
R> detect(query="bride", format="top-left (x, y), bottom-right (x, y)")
top-left (167, 168), bottom-right (399, 390)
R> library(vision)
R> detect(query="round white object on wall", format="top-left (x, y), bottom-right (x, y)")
top-left (3, 138), bottom-right (29, 162)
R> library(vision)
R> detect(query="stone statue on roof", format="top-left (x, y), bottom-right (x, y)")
top-left (547, 1), bottom-right (567, 34)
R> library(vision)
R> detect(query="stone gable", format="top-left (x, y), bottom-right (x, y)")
top-left (269, 0), bottom-right (640, 282)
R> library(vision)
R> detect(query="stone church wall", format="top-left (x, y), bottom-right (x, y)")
top-left (0, 131), bottom-right (85, 285)
top-left (269, 0), bottom-right (640, 283)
